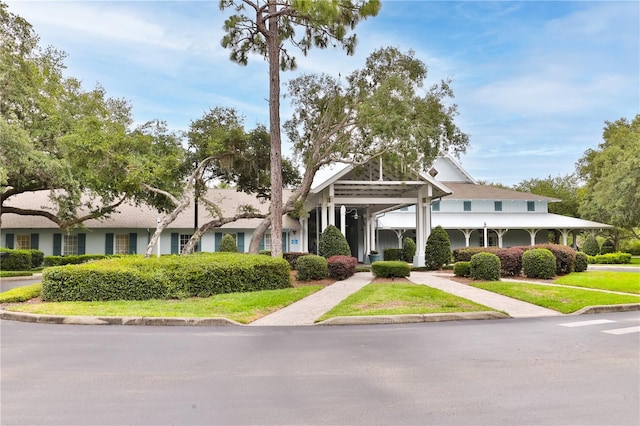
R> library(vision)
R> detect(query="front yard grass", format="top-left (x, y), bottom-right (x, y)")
top-left (553, 271), bottom-right (640, 294)
top-left (317, 283), bottom-right (495, 322)
top-left (471, 281), bottom-right (640, 314)
top-left (4, 286), bottom-right (322, 324)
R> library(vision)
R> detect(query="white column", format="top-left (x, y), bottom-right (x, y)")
top-left (526, 229), bottom-right (538, 246)
top-left (483, 222), bottom-right (488, 248)
top-left (328, 184), bottom-right (335, 226)
top-left (495, 229), bottom-right (508, 248)
top-left (364, 214), bottom-right (370, 255)
top-left (369, 213), bottom-right (377, 253)
top-left (460, 229), bottom-right (473, 247)
top-left (414, 186), bottom-right (427, 266)
top-left (395, 230), bottom-right (404, 248)
top-left (560, 229), bottom-right (570, 246)
top-left (340, 205), bottom-right (346, 236)
top-left (321, 196), bottom-right (328, 232)
top-left (300, 217), bottom-right (308, 252)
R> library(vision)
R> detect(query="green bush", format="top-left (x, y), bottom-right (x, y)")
top-left (424, 226), bottom-right (451, 270)
top-left (219, 234), bottom-right (238, 252)
top-left (327, 255), bottom-right (357, 280)
top-left (0, 248), bottom-right (32, 271)
top-left (453, 261), bottom-right (471, 277)
top-left (600, 240), bottom-right (615, 254)
top-left (29, 250), bottom-right (44, 268)
top-left (522, 248), bottom-right (556, 279)
top-left (621, 240), bottom-right (640, 255)
top-left (453, 247), bottom-right (500, 262)
top-left (403, 237), bottom-right (416, 263)
top-left (259, 250), bottom-right (271, 256)
top-left (529, 244), bottom-right (576, 275)
top-left (318, 225), bottom-right (351, 258)
top-left (575, 252), bottom-right (588, 272)
top-left (470, 253), bottom-right (501, 281)
top-left (44, 254), bottom-right (109, 267)
top-left (371, 261), bottom-right (411, 278)
top-left (283, 252), bottom-right (307, 270)
top-left (587, 252), bottom-right (632, 264)
top-left (0, 283), bottom-right (42, 303)
top-left (295, 255), bottom-right (328, 281)
top-left (42, 253), bottom-right (291, 301)
top-left (383, 248), bottom-right (403, 261)
top-left (582, 235), bottom-right (600, 256)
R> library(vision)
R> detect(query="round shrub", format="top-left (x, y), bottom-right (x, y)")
top-left (425, 226), bottom-right (451, 270)
top-left (295, 255), bottom-right (328, 281)
top-left (327, 255), bottom-right (357, 280)
top-left (533, 244), bottom-right (576, 275)
top-left (582, 235), bottom-right (600, 256)
top-left (219, 234), bottom-right (238, 252)
top-left (522, 248), bottom-right (556, 279)
top-left (470, 253), bottom-right (501, 281)
top-left (403, 237), bottom-right (416, 263)
top-left (574, 252), bottom-right (588, 272)
top-left (453, 261), bottom-right (471, 277)
top-left (371, 261), bottom-right (411, 278)
top-left (600, 239), bottom-right (615, 254)
top-left (496, 247), bottom-right (523, 277)
top-left (318, 225), bottom-right (351, 258)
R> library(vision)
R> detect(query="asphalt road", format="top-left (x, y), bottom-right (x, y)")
top-left (0, 276), bottom-right (42, 292)
top-left (2, 311), bottom-right (639, 425)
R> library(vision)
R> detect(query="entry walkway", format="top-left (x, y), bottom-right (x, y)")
top-left (251, 270), bottom-right (560, 326)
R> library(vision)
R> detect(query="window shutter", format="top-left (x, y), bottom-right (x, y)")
top-left (53, 233), bottom-right (62, 256)
top-left (170, 233), bottom-right (179, 254)
top-left (259, 236), bottom-right (265, 251)
top-left (5, 233), bottom-right (14, 249)
top-left (282, 232), bottom-right (287, 253)
top-left (105, 233), bottom-right (114, 255)
top-left (196, 238), bottom-right (201, 253)
top-left (78, 233), bottom-right (86, 255)
top-left (129, 233), bottom-right (137, 254)
top-left (30, 233), bottom-right (39, 250)
top-left (214, 233), bottom-right (222, 252)
top-left (236, 232), bottom-right (245, 253)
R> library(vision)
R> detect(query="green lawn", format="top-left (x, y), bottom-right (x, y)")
top-left (5, 286), bottom-right (322, 324)
top-left (318, 283), bottom-right (495, 321)
top-left (471, 281), bottom-right (640, 314)
top-left (554, 271), bottom-right (640, 294)
top-left (0, 283), bottom-right (42, 303)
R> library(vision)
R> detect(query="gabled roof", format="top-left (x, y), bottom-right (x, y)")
top-left (442, 182), bottom-right (560, 202)
top-left (431, 154), bottom-right (476, 183)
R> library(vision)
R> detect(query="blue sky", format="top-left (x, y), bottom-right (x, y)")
top-left (5, 1), bottom-right (639, 185)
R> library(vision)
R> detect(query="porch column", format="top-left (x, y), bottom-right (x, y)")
top-left (394, 230), bottom-right (404, 248)
top-left (483, 222), bottom-right (488, 248)
top-left (460, 229), bottom-right (473, 247)
top-left (328, 184), bottom-right (335, 226)
top-left (321, 195), bottom-right (328, 232)
top-left (340, 205), bottom-right (346, 236)
top-left (526, 229), bottom-right (539, 246)
top-left (495, 229), bottom-right (508, 248)
top-left (300, 217), bottom-right (308, 252)
top-left (364, 213), bottom-right (370, 255)
top-left (369, 212), bottom-right (377, 253)
top-left (559, 229), bottom-right (571, 246)
top-left (414, 186), bottom-right (428, 266)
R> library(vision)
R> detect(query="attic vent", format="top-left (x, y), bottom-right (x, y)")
top-left (428, 167), bottom-right (438, 177)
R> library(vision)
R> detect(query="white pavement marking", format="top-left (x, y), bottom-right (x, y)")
top-left (558, 319), bottom-right (616, 327)
top-left (602, 326), bottom-right (640, 335)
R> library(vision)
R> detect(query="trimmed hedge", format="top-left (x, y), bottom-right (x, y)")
top-left (403, 237), bottom-right (416, 263)
top-left (0, 248), bottom-right (32, 271)
top-left (327, 255), bottom-right (357, 280)
top-left (44, 254), bottom-right (110, 267)
top-left (587, 252), bottom-right (632, 264)
top-left (296, 255), bottom-right (328, 281)
top-left (318, 225), bottom-right (351, 258)
top-left (453, 261), bottom-right (471, 277)
top-left (575, 252), bottom-right (588, 272)
top-left (30, 249), bottom-right (44, 268)
top-left (283, 252), bottom-right (307, 270)
top-left (470, 253), bottom-right (500, 281)
top-left (383, 248), bottom-right (403, 261)
top-left (42, 253), bottom-right (291, 301)
top-left (453, 247), bottom-right (500, 262)
top-left (371, 261), bottom-right (411, 278)
top-left (522, 248), bottom-right (556, 279)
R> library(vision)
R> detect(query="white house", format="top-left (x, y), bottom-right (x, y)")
top-left (0, 155), bottom-right (612, 265)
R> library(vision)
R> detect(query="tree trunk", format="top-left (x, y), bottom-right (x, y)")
top-left (267, 0), bottom-right (283, 258)
top-left (144, 194), bottom-right (191, 257)
top-left (248, 216), bottom-right (272, 254)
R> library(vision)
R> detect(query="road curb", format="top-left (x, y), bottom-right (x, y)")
top-left (572, 303), bottom-right (640, 315)
top-left (316, 311), bottom-right (510, 326)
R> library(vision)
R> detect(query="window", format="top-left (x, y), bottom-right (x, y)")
top-left (527, 201), bottom-right (535, 212)
top-left (115, 234), bottom-right (129, 255)
top-left (16, 235), bottom-right (30, 249)
top-left (479, 234), bottom-right (498, 247)
top-left (463, 201), bottom-right (471, 211)
top-left (63, 235), bottom-right (78, 255)
top-left (494, 201), bottom-right (502, 212)
top-left (179, 234), bottom-right (191, 253)
top-left (432, 201), bottom-right (440, 212)
top-left (263, 233), bottom-right (272, 250)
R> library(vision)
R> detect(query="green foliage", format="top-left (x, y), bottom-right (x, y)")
top-left (43, 254), bottom-right (110, 267)
top-left (453, 261), bottom-right (471, 278)
top-left (522, 249), bottom-right (556, 279)
top-left (403, 237), bottom-right (416, 263)
top-left (0, 248), bottom-right (32, 271)
top-left (587, 252), bottom-right (632, 264)
top-left (295, 255), bottom-right (328, 281)
top-left (600, 239), bottom-right (615, 254)
top-left (318, 224), bottom-right (351, 258)
top-left (0, 283), bottom-right (42, 303)
top-left (453, 247), bottom-right (500, 262)
top-left (42, 253), bottom-right (291, 301)
top-left (621, 239), bottom-right (640, 255)
top-left (514, 174), bottom-right (580, 218)
top-left (383, 248), bottom-right (403, 261)
top-left (495, 248), bottom-right (524, 277)
top-left (424, 226), bottom-right (451, 270)
top-left (577, 115), bottom-right (640, 232)
top-left (327, 255), bottom-right (357, 280)
top-left (528, 244), bottom-right (576, 275)
top-left (371, 261), bottom-right (411, 278)
top-left (29, 249), bottom-right (44, 268)
top-left (582, 235), bottom-right (600, 256)
top-left (574, 252), bottom-right (588, 272)
top-left (470, 253), bottom-right (501, 281)
top-left (283, 252), bottom-right (307, 270)
top-left (219, 234), bottom-right (238, 252)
